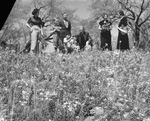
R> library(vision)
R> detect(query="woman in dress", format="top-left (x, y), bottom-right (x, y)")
top-left (26, 8), bottom-right (44, 54)
top-left (99, 14), bottom-right (112, 51)
top-left (116, 10), bottom-right (130, 51)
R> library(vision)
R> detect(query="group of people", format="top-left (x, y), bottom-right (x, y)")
top-left (25, 7), bottom-right (130, 55)
top-left (98, 10), bottom-right (130, 51)
top-left (49, 14), bottom-right (93, 53)
top-left (25, 8), bottom-right (93, 54)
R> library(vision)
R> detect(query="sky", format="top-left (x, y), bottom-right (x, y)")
top-left (22, 0), bottom-right (92, 19)
top-left (63, 0), bottom-right (91, 19)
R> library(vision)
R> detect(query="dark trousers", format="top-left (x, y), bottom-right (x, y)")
top-left (53, 33), bottom-right (64, 52)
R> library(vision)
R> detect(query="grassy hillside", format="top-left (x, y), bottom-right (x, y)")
top-left (0, 49), bottom-right (150, 121)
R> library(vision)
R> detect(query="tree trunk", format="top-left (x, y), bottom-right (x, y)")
top-left (134, 25), bottom-right (140, 47)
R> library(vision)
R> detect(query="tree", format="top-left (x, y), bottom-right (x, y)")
top-left (29, 0), bottom-right (77, 35)
top-left (117, 0), bottom-right (150, 47)
top-left (0, 0), bottom-right (32, 44)
top-left (31, 0), bottom-right (63, 22)
top-left (30, 0), bottom-right (76, 26)
top-left (90, 0), bottom-right (119, 21)
top-left (0, 0), bottom-right (77, 50)
top-left (86, 0), bottom-right (120, 48)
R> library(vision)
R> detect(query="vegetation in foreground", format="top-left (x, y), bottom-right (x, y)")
top-left (0, 48), bottom-right (150, 121)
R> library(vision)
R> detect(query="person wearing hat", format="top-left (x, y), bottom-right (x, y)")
top-left (116, 10), bottom-right (130, 51)
top-left (26, 8), bottom-right (44, 54)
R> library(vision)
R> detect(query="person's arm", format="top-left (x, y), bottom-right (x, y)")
top-left (26, 18), bottom-right (33, 31)
top-left (68, 21), bottom-right (71, 35)
top-left (109, 21), bottom-right (113, 30)
top-left (53, 21), bottom-right (62, 31)
top-left (118, 17), bottom-right (129, 33)
top-left (64, 38), bottom-right (67, 43)
top-left (67, 36), bottom-right (73, 43)
top-left (58, 20), bottom-right (62, 29)
top-left (26, 23), bottom-right (32, 30)
top-left (98, 21), bottom-right (102, 30)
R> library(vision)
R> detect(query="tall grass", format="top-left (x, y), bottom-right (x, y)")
top-left (0, 48), bottom-right (150, 121)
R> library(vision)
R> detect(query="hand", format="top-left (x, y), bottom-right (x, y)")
top-left (30, 28), bottom-right (33, 32)
top-left (99, 28), bottom-right (102, 30)
top-left (41, 29), bottom-right (44, 36)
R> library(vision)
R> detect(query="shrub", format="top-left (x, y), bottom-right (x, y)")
top-left (0, 49), bottom-right (150, 121)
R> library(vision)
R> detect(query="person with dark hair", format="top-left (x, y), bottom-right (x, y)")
top-left (26, 8), bottom-right (44, 54)
top-left (116, 10), bottom-right (130, 50)
top-left (58, 13), bottom-right (71, 53)
top-left (99, 14), bottom-right (112, 51)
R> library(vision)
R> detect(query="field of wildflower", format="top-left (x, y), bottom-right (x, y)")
top-left (0, 48), bottom-right (150, 121)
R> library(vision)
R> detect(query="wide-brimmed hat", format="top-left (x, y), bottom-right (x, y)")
top-left (32, 8), bottom-right (39, 15)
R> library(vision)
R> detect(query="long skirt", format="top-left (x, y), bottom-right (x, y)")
top-left (100, 30), bottom-right (112, 50)
top-left (117, 30), bottom-right (130, 50)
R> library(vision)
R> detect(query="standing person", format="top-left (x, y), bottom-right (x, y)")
top-left (116, 10), bottom-right (130, 51)
top-left (99, 14), bottom-right (112, 51)
top-left (75, 26), bottom-right (93, 51)
top-left (58, 13), bottom-right (71, 53)
top-left (52, 17), bottom-right (62, 52)
top-left (26, 8), bottom-right (44, 54)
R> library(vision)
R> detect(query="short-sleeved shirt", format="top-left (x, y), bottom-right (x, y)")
top-left (27, 16), bottom-right (44, 28)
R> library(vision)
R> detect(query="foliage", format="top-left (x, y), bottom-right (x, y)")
top-left (0, 0), bottom-right (77, 48)
top-left (116, 0), bottom-right (150, 47)
top-left (0, 48), bottom-right (150, 121)
top-left (90, 0), bottom-right (119, 18)
top-left (0, 0), bottom-right (31, 44)
top-left (88, 0), bottom-right (150, 50)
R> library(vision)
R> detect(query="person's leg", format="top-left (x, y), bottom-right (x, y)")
top-left (30, 30), bottom-right (38, 53)
top-left (58, 37), bottom-right (65, 53)
top-left (101, 32), bottom-right (107, 50)
top-left (80, 45), bottom-right (85, 51)
top-left (107, 31), bottom-right (112, 51)
top-left (117, 31), bottom-right (122, 50)
top-left (35, 33), bottom-right (40, 54)
top-left (53, 33), bottom-right (59, 52)
top-left (101, 38), bottom-right (106, 50)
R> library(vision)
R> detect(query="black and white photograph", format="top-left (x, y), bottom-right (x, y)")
top-left (1, 0), bottom-right (150, 121)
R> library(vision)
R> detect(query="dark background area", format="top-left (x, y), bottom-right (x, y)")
top-left (0, 0), bottom-right (16, 30)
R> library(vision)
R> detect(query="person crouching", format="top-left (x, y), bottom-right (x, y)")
top-left (63, 35), bottom-right (72, 53)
